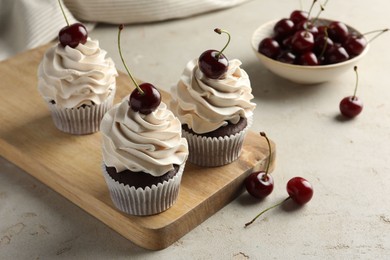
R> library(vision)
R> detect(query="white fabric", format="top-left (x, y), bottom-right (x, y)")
top-left (0, 0), bottom-right (249, 61)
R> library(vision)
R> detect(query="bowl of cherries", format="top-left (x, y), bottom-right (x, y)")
top-left (251, 7), bottom-right (372, 84)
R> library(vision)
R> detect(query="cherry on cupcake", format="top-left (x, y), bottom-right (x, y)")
top-left (245, 176), bottom-right (313, 227)
top-left (117, 24), bottom-right (161, 114)
top-left (57, 0), bottom-right (87, 48)
top-left (245, 132), bottom-right (274, 199)
top-left (198, 28), bottom-right (231, 79)
top-left (339, 66), bottom-right (363, 118)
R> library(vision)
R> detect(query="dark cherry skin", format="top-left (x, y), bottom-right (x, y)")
top-left (59, 23), bottom-right (88, 48)
top-left (258, 38), bottom-right (281, 59)
top-left (289, 10), bottom-right (308, 24)
top-left (244, 176), bottom-right (313, 227)
top-left (343, 34), bottom-right (367, 57)
top-left (129, 83), bottom-right (161, 114)
top-left (325, 44), bottom-right (349, 64)
top-left (287, 177), bottom-right (314, 205)
top-left (298, 52), bottom-right (318, 65)
top-left (198, 49), bottom-right (228, 79)
top-left (277, 51), bottom-right (296, 64)
top-left (339, 96), bottom-right (363, 118)
top-left (273, 18), bottom-right (295, 41)
top-left (245, 172), bottom-right (274, 199)
top-left (313, 34), bottom-right (334, 56)
top-left (328, 21), bottom-right (349, 43)
top-left (295, 21), bottom-right (319, 38)
top-left (291, 30), bottom-right (315, 54)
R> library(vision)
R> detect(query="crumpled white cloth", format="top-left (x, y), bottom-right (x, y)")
top-left (0, 0), bottom-right (249, 61)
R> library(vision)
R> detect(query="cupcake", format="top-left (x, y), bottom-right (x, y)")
top-left (100, 97), bottom-right (188, 216)
top-left (37, 36), bottom-right (118, 134)
top-left (170, 57), bottom-right (256, 167)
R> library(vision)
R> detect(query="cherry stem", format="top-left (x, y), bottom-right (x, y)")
top-left (58, 0), bottom-right (69, 26)
top-left (352, 66), bottom-right (359, 99)
top-left (318, 26), bottom-right (329, 60)
top-left (214, 28), bottom-right (231, 59)
top-left (260, 132), bottom-right (271, 175)
top-left (314, 0), bottom-right (328, 21)
top-left (244, 197), bottom-right (291, 228)
top-left (307, 0), bottom-right (318, 21)
top-left (117, 24), bottom-right (144, 95)
top-left (366, 28), bottom-right (389, 43)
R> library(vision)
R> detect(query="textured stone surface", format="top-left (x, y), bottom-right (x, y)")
top-left (1, 0), bottom-right (390, 258)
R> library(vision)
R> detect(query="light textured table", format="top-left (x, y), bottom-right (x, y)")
top-left (1, 0), bottom-right (390, 259)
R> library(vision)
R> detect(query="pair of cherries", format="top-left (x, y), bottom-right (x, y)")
top-left (244, 132), bottom-right (314, 227)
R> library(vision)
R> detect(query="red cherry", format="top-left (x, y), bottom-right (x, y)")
top-left (245, 176), bottom-right (314, 227)
top-left (325, 44), bottom-right (349, 64)
top-left (198, 28), bottom-right (230, 79)
top-left (286, 177), bottom-right (314, 205)
top-left (245, 132), bottom-right (274, 199)
top-left (198, 50), bottom-right (228, 79)
top-left (297, 52), bottom-right (318, 65)
top-left (258, 38), bottom-right (281, 59)
top-left (130, 83), bottom-right (161, 114)
top-left (245, 172), bottom-right (274, 199)
top-left (59, 23), bottom-right (88, 48)
top-left (289, 10), bottom-right (308, 24)
top-left (277, 51), bottom-right (296, 64)
top-left (327, 21), bottom-right (349, 43)
top-left (57, 0), bottom-right (87, 48)
top-left (339, 66), bottom-right (363, 118)
top-left (295, 21), bottom-right (319, 38)
top-left (273, 18), bottom-right (295, 41)
top-left (118, 24), bottom-right (161, 114)
top-left (291, 30), bottom-right (315, 54)
top-left (343, 34), bottom-right (367, 57)
top-left (314, 33), bottom-right (334, 56)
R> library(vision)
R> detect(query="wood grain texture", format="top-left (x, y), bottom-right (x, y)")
top-left (0, 44), bottom-right (275, 250)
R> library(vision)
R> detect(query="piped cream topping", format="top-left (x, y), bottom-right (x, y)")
top-left (38, 38), bottom-right (117, 108)
top-left (101, 98), bottom-right (188, 176)
top-left (170, 58), bottom-right (256, 134)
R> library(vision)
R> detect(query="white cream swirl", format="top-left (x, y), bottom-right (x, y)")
top-left (170, 59), bottom-right (256, 134)
top-left (37, 38), bottom-right (118, 108)
top-left (101, 98), bottom-right (188, 176)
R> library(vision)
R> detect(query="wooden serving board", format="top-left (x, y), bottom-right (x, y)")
top-left (0, 45), bottom-right (275, 250)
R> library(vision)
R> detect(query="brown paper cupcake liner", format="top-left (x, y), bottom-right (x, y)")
top-left (183, 116), bottom-right (253, 167)
top-left (48, 89), bottom-right (115, 135)
top-left (102, 163), bottom-right (185, 216)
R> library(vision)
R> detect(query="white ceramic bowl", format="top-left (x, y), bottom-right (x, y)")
top-left (251, 19), bottom-right (370, 84)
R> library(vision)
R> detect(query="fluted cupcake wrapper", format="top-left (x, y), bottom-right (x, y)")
top-left (47, 89), bottom-right (115, 135)
top-left (102, 163), bottom-right (185, 216)
top-left (183, 116), bottom-right (253, 167)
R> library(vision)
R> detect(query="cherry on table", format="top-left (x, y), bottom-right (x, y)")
top-left (198, 28), bottom-right (230, 79)
top-left (57, 0), bottom-right (87, 48)
top-left (118, 24), bottom-right (161, 115)
top-left (339, 66), bottom-right (363, 118)
top-left (245, 176), bottom-right (313, 227)
top-left (245, 132), bottom-right (274, 199)
top-left (286, 177), bottom-right (314, 205)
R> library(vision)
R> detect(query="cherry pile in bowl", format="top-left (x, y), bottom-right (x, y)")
top-left (258, 10), bottom-right (367, 66)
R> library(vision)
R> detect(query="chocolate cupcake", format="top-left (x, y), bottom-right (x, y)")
top-left (101, 98), bottom-right (188, 216)
top-left (37, 38), bottom-right (117, 135)
top-left (170, 59), bottom-right (255, 167)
